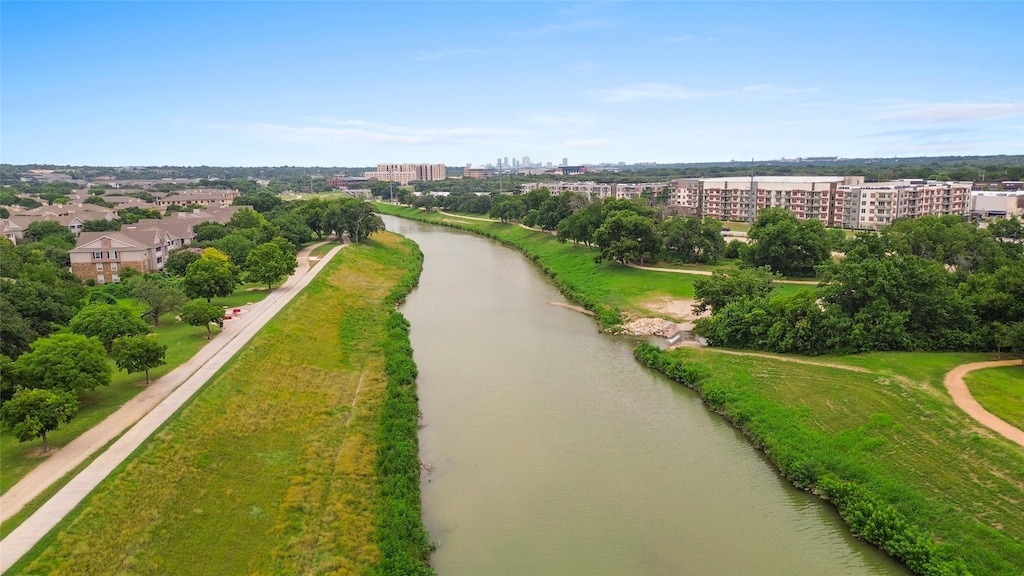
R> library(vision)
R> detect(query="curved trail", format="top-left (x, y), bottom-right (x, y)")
top-left (0, 241), bottom-right (345, 573)
top-left (626, 262), bottom-right (820, 285)
top-left (943, 359), bottom-right (1024, 448)
top-left (688, 347), bottom-right (1024, 447)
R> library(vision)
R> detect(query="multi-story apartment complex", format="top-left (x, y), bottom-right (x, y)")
top-left (365, 163), bottom-right (447, 185)
top-left (840, 180), bottom-right (972, 229)
top-left (521, 176), bottom-right (971, 229)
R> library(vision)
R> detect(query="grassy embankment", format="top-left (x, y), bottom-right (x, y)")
top-left (9, 232), bottom-right (433, 575)
top-left (965, 366), bottom-right (1024, 431)
top-left (0, 284), bottom-right (274, 496)
top-left (379, 204), bottom-right (1024, 576)
top-left (377, 204), bottom-right (804, 327)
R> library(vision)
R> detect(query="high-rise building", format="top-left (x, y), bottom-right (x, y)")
top-left (562, 157), bottom-right (568, 166)
top-left (522, 156), bottom-right (531, 167)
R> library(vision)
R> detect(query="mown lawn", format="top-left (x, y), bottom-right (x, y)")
top-left (644, 347), bottom-right (1024, 576)
top-left (965, 365), bottom-right (1024, 431)
top-left (11, 232), bottom-right (423, 575)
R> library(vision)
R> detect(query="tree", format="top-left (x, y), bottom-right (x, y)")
top-left (593, 210), bottom-right (661, 265)
top-left (271, 212), bottom-right (313, 247)
top-left (1000, 322), bottom-right (1024, 366)
top-left (179, 299), bottom-right (225, 340)
top-left (111, 334), bottom-right (167, 384)
top-left (0, 278), bottom-right (79, 357)
top-left (211, 233), bottom-right (256, 269)
top-left (118, 207), bottom-right (162, 224)
top-left (323, 198), bottom-right (384, 242)
top-left (660, 216), bottom-right (726, 264)
top-left (24, 220), bottom-right (76, 249)
top-left (13, 333), bottom-right (112, 394)
top-left (130, 275), bottom-right (187, 326)
top-left (183, 250), bottom-right (237, 302)
top-left (745, 208), bottom-right (830, 277)
top-left (489, 194), bottom-right (526, 223)
top-left (69, 303), bottom-right (150, 352)
top-left (246, 241), bottom-right (297, 289)
top-left (164, 249), bottom-right (201, 277)
top-left (0, 388), bottom-right (79, 452)
top-left (693, 266), bottom-right (778, 314)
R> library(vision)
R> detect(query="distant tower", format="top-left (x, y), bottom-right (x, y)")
top-left (523, 156), bottom-right (530, 166)
top-left (562, 157), bottom-right (568, 166)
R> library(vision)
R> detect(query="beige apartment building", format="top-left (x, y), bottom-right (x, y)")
top-left (365, 163), bottom-right (447, 185)
top-left (520, 175), bottom-right (972, 229)
top-left (840, 180), bottom-right (972, 229)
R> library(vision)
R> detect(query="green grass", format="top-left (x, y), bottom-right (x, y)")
top-left (637, 346), bottom-right (1024, 576)
top-left (379, 203), bottom-right (810, 321)
top-left (965, 365), bottom-right (1024, 431)
top-left (11, 232), bottom-right (429, 575)
top-left (1, 282), bottom-right (273, 495)
top-left (379, 204), bottom-right (1024, 575)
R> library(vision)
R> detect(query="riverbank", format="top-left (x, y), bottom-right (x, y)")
top-left (5, 233), bottom-right (433, 575)
top-left (377, 205), bottom-right (1024, 576)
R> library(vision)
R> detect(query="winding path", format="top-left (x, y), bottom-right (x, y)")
top-left (943, 359), bottom-right (1024, 448)
top-left (0, 241), bottom-right (345, 573)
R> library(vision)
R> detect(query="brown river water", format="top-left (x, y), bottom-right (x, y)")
top-left (385, 216), bottom-right (910, 576)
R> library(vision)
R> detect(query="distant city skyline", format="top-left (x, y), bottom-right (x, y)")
top-left (2, 2), bottom-right (1022, 167)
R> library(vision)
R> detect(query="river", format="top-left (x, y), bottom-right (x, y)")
top-left (385, 215), bottom-right (909, 576)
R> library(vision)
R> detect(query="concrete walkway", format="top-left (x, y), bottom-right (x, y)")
top-left (0, 242), bottom-right (344, 573)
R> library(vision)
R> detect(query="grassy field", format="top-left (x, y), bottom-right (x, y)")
top-left (379, 205), bottom-right (1024, 575)
top-left (636, 346), bottom-right (1024, 576)
top-left (965, 366), bottom-right (1024, 431)
top-left (11, 232), bottom-right (429, 575)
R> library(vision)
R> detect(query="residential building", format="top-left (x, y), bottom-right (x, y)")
top-left (464, 166), bottom-right (495, 179)
top-left (152, 188), bottom-right (241, 208)
top-left (840, 180), bottom-right (971, 229)
top-left (365, 163), bottom-right (447, 185)
top-left (70, 231), bottom-right (166, 284)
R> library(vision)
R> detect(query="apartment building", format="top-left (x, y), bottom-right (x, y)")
top-left (365, 163), bottom-right (447, 185)
top-left (698, 176), bottom-right (860, 225)
top-left (519, 176), bottom-right (969, 229)
top-left (840, 180), bottom-right (971, 229)
top-left (70, 230), bottom-right (168, 284)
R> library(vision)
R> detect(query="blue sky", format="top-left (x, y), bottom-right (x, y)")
top-left (2, 1), bottom-right (1022, 167)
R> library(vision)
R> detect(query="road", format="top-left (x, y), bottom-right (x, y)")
top-left (0, 242), bottom-right (344, 573)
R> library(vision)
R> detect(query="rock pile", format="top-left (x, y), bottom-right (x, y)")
top-left (619, 317), bottom-right (677, 337)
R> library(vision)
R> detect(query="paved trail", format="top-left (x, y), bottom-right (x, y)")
top-left (0, 242), bottom-right (344, 573)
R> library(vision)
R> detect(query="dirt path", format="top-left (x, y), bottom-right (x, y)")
top-left (943, 359), bottom-right (1024, 448)
top-left (0, 241), bottom-right (344, 573)
top-left (690, 348), bottom-right (1024, 447)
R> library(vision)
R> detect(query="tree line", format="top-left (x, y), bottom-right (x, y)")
top-left (1, 195), bottom-right (385, 450)
top-left (694, 215), bottom-right (1024, 356)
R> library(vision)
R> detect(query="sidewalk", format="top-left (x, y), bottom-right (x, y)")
top-left (0, 242), bottom-right (343, 573)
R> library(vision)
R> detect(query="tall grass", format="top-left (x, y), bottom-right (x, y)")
top-left (11, 232), bottom-right (433, 575)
